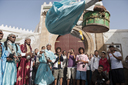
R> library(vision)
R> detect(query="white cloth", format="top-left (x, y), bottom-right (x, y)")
top-left (86, 60), bottom-right (91, 70)
top-left (91, 55), bottom-right (100, 71)
top-left (108, 51), bottom-right (123, 69)
top-left (63, 55), bottom-right (67, 68)
top-left (86, 0), bottom-right (103, 11)
top-left (53, 55), bottom-right (63, 68)
top-left (45, 50), bottom-right (56, 63)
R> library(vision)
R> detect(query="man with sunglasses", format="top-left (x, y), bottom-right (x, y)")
top-left (16, 37), bottom-right (33, 85)
top-left (2, 34), bottom-right (22, 85)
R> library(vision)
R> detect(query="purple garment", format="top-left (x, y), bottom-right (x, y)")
top-left (68, 55), bottom-right (75, 67)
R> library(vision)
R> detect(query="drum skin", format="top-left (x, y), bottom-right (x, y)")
top-left (82, 11), bottom-right (110, 33)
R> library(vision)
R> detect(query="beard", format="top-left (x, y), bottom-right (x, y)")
top-left (0, 35), bottom-right (3, 40)
top-left (26, 43), bottom-right (30, 46)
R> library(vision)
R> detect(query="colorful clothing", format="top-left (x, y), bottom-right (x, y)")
top-left (53, 54), bottom-right (63, 69)
top-left (35, 50), bottom-right (56, 85)
top-left (2, 42), bottom-right (21, 85)
top-left (99, 58), bottom-right (110, 72)
top-left (16, 44), bottom-right (32, 85)
top-left (76, 54), bottom-right (89, 71)
top-left (53, 54), bottom-right (64, 79)
top-left (0, 43), bottom-right (8, 85)
top-left (91, 55), bottom-right (100, 71)
top-left (67, 55), bottom-right (75, 67)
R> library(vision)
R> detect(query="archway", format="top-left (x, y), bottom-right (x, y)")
top-left (54, 26), bottom-right (94, 55)
top-left (55, 34), bottom-right (88, 55)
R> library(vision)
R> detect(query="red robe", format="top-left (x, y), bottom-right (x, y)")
top-left (99, 58), bottom-right (110, 72)
top-left (16, 44), bottom-right (32, 85)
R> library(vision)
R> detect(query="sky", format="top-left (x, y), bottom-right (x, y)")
top-left (0, 0), bottom-right (128, 31)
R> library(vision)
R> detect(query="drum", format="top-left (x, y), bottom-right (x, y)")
top-left (82, 10), bottom-right (110, 33)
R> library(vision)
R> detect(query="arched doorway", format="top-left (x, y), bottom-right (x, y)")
top-left (55, 34), bottom-right (86, 55)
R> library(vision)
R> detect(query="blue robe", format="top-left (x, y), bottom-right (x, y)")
top-left (45, 0), bottom-right (85, 35)
top-left (35, 50), bottom-right (56, 85)
top-left (0, 44), bottom-right (8, 85)
top-left (2, 43), bottom-right (21, 85)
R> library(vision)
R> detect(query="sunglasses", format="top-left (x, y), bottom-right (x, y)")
top-left (0, 33), bottom-right (3, 34)
top-left (11, 36), bottom-right (16, 38)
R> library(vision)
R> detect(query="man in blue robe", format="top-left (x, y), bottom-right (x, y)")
top-left (2, 34), bottom-right (22, 85)
top-left (35, 44), bottom-right (56, 85)
top-left (0, 30), bottom-right (8, 85)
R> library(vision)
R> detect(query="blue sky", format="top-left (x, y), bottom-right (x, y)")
top-left (0, 0), bottom-right (128, 31)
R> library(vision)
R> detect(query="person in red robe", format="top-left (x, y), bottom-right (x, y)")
top-left (16, 38), bottom-right (33, 85)
top-left (99, 51), bottom-right (110, 76)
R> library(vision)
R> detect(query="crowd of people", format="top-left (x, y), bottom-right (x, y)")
top-left (0, 29), bottom-right (128, 85)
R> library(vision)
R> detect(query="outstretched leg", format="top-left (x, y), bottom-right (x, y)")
top-left (85, 0), bottom-right (102, 10)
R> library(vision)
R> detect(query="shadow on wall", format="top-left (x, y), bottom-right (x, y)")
top-left (98, 29), bottom-right (128, 60)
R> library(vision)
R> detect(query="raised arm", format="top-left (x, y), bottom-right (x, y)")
top-left (67, 52), bottom-right (70, 59)
top-left (112, 52), bottom-right (122, 61)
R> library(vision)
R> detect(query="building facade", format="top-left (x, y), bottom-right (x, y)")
top-left (0, 1), bottom-right (128, 59)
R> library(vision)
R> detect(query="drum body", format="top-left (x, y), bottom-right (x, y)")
top-left (82, 11), bottom-right (110, 33)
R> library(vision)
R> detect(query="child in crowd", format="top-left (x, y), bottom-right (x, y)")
top-left (76, 47), bottom-right (89, 85)
top-left (53, 47), bottom-right (63, 85)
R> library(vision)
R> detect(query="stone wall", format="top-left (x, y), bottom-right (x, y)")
top-left (0, 24), bottom-right (40, 50)
top-left (103, 30), bottom-right (128, 60)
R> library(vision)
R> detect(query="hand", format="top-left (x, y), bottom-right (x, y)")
top-left (33, 62), bottom-right (35, 66)
top-left (47, 59), bottom-right (51, 63)
top-left (27, 52), bottom-right (32, 56)
top-left (68, 50), bottom-right (71, 53)
top-left (18, 54), bottom-right (22, 58)
top-left (72, 51), bottom-right (75, 55)
top-left (107, 53), bottom-right (110, 58)
top-left (106, 72), bottom-right (109, 75)
top-left (7, 58), bottom-right (13, 62)
top-left (40, 51), bottom-right (44, 54)
top-left (7, 58), bottom-right (11, 61)
top-left (95, 82), bottom-right (97, 85)
top-left (68, 52), bottom-right (70, 55)
top-left (13, 55), bottom-right (18, 58)
top-left (106, 80), bottom-right (110, 85)
top-left (78, 60), bottom-right (82, 62)
top-left (10, 58), bottom-right (13, 61)
top-left (111, 53), bottom-right (115, 56)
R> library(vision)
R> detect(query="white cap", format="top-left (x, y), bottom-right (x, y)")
top-left (25, 37), bottom-right (31, 40)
